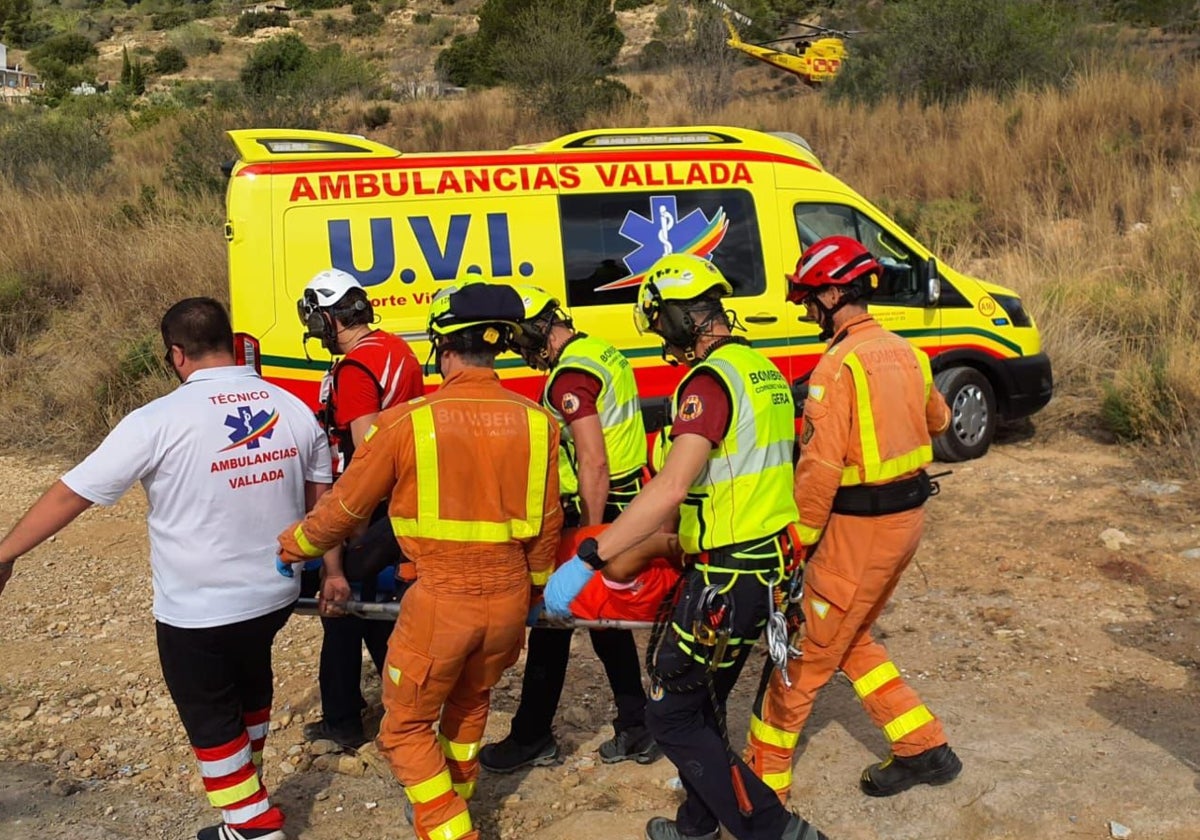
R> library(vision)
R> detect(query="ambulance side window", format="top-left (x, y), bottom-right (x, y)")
top-left (793, 203), bottom-right (924, 307)
top-left (560, 189), bottom-right (766, 308)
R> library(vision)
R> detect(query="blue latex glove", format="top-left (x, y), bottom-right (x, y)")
top-left (526, 602), bottom-right (544, 626)
top-left (276, 557), bottom-right (322, 578)
top-left (543, 557), bottom-right (594, 617)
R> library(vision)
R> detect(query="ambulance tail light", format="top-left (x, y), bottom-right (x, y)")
top-left (235, 332), bottom-right (261, 373)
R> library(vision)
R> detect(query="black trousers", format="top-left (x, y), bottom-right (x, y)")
top-left (156, 604), bottom-right (292, 748)
top-left (509, 483), bottom-right (648, 742)
top-left (646, 568), bottom-right (793, 840)
top-left (510, 625), bottom-right (647, 742)
top-left (318, 613), bottom-right (394, 728)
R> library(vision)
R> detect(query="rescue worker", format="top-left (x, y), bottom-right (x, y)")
top-left (0, 298), bottom-right (332, 840)
top-left (277, 279), bottom-right (563, 840)
top-left (541, 254), bottom-right (827, 840)
top-left (480, 286), bottom-right (656, 772)
top-left (745, 236), bottom-right (962, 800)
top-left (296, 268), bottom-right (423, 749)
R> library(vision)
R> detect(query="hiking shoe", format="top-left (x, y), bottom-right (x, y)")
top-left (781, 812), bottom-right (829, 840)
top-left (599, 726), bottom-right (662, 765)
top-left (302, 719), bottom-right (367, 750)
top-left (644, 816), bottom-right (719, 840)
top-left (197, 825), bottom-right (286, 840)
top-left (478, 733), bottom-right (559, 774)
top-left (860, 744), bottom-right (962, 797)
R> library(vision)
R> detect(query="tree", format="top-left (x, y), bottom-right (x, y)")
top-left (830, 0), bottom-right (1089, 106)
top-left (436, 0), bottom-right (622, 88)
top-left (28, 33), bottom-right (98, 69)
top-left (0, 0), bottom-right (32, 46)
top-left (493, 0), bottom-right (629, 131)
top-left (153, 45), bottom-right (188, 75)
top-left (239, 32), bottom-right (311, 97)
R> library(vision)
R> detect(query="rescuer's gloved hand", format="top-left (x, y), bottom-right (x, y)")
top-left (276, 557), bottom-right (295, 578)
top-left (544, 556), bottom-right (593, 617)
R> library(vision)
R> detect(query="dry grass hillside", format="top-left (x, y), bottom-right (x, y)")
top-left (1, 2), bottom-right (1198, 474)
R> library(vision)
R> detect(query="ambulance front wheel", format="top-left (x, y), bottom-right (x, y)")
top-left (932, 366), bottom-right (996, 462)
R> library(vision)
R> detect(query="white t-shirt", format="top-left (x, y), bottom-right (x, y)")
top-left (62, 366), bottom-right (332, 629)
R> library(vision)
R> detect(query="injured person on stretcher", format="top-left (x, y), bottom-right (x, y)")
top-left (531, 526), bottom-right (685, 624)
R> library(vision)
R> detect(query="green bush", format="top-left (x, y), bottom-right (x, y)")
top-left (320, 10), bottom-right (383, 36)
top-left (350, 0), bottom-right (373, 13)
top-left (494, 1), bottom-right (631, 131)
top-left (169, 21), bottom-right (223, 56)
top-left (614, 0), bottom-right (652, 10)
top-left (413, 10), bottom-right (432, 24)
top-left (362, 103), bottom-right (391, 128)
top-left (232, 10), bottom-right (290, 36)
top-left (1099, 0), bottom-right (1196, 27)
top-left (153, 45), bottom-right (188, 75)
top-left (239, 32), bottom-right (310, 96)
top-left (150, 8), bottom-right (194, 31)
top-left (415, 15), bottom-right (454, 46)
top-left (830, 0), bottom-right (1091, 107)
top-left (636, 39), bottom-right (671, 70)
top-left (240, 33), bottom-right (381, 100)
top-left (28, 32), bottom-right (98, 69)
top-left (438, 0), bottom-right (621, 88)
top-left (0, 112), bottom-right (112, 192)
top-left (292, 0), bottom-right (343, 9)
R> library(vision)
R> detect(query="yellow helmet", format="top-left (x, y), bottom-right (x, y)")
top-left (511, 285), bottom-right (572, 371)
top-left (634, 254), bottom-right (733, 345)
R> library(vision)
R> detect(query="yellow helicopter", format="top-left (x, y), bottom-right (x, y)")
top-left (722, 12), bottom-right (855, 86)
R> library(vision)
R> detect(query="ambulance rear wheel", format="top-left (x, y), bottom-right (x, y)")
top-left (932, 366), bottom-right (996, 462)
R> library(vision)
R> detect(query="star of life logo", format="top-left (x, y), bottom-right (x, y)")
top-left (222, 405), bottom-right (279, 451)
top-left (595, 195), bottom-right (729, 292)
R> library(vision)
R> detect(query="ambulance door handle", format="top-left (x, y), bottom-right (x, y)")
top-left (745, 313), bottom-right (778, 325)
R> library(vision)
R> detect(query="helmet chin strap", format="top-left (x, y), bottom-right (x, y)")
top-left (812, 289), bottom-right (854, 341)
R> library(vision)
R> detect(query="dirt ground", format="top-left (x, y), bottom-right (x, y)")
top-left (2, 424), bottom-right (1199, 840)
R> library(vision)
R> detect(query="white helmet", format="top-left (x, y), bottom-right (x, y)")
top-left (303, 268), bottom-right (363, 309)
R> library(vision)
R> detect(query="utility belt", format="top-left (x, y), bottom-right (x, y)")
top-left (691, 527), bottom-right (800, 586)
top-left (832, 470), bottom-right (936, 517)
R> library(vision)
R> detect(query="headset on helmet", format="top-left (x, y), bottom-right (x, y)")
top-left (634, 254), bottom-right (733, 358)
top-left (510, 285), bottom-right (573, 371)
top-left (297, 268), bottom-right (371, 354)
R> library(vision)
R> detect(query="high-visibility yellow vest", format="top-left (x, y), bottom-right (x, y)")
top-left (673, 342), bottom-right (798, 553)
top-left (390, 402), bottom-right (551, 543)
top-left (544, 333), bottom-right (646, 497)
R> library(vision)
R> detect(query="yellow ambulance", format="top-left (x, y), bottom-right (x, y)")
top-left (224, 125), bottom-right (1051, 461)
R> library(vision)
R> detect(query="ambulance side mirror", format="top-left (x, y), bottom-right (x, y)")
top-left (924, 257), bottom-right (941, 306)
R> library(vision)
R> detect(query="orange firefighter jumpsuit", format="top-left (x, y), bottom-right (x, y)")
top-left (745, 313), bottom-right (952, 802)
top-left (279, 367), bottom-right (563, 840)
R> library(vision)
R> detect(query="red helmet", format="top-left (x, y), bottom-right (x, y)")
top-left (786, 236), bottom-right (881, 303)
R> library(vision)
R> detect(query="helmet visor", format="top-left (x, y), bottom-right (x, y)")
top-left (633, 302), bottom-right (655, 335)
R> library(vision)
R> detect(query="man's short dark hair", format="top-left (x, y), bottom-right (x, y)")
top-left (161, 298), bottom-right (234, 360)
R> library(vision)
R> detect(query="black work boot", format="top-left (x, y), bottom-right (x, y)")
top-left (644, 817), bottom-right (719, 840)
top-left (781, 812), bottom-right (829, 840)
top-left (302, 718), bottom-right (367, 750)
top-left (860, 744), bottom-right (962, 797)
top-left (478, 733), bottom-right (559, 774)
top-left (599, 726), bottom-right (662, 765)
